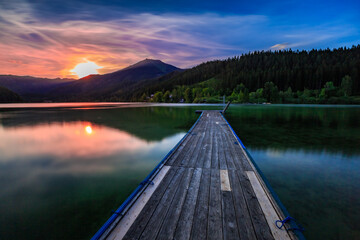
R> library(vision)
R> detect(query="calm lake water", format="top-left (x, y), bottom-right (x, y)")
top-left (0, 103), bottom-right (359, 239)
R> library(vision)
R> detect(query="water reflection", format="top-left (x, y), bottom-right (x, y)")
top-left (0, 116), bottom-right (186, 240)
top-left (0, 105), bottom-right (204, 141)
top-left (227, 104), bottom-right (360, 155)
top-left (85, 125), bottom-right (93, 134)
top-left (226, 105), bottom-right (360, 239)
top-left (0, 121), bottom-right (184, 172)
top-left (1, 104), bottom-right (359, 240)
top-left (250, 148), bottom-right (360, 240)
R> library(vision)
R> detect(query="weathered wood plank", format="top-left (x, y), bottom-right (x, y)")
top-left (178, 119), bottom-right (206, 167)
top-left (190, 168), bottom-right (211, 240)
top-left (196, 116), bottom-right (211, 168)
top-left (122, 167), bottom-right (178, 240)
top-left (207, 169), bottom-right (223, 240)
top-left (221, 190), bottom-right (239, 240)
top-left (156, 168), bottom-right (194, 240)
top-left (233, 143), bottom-right (253, 172)
top-left (220, 132), bottom-right (236, 170)
top-left (168, 116), bottom-right (206, 167)
top-left (107, 166), bottom-right (171, 240)
top-left (203, 122), bottom-right (213, 169)
top-left (218, 123), bottom-right (243, 171)
top-left (246, 171), bottom-right (292, 240)
top-left (218, 132), bottom-right (228, 170)
top-left (166, 133), bottom-right (196, 166)
top-left (165, 133), bottom-right (192, 166)
top-left (173, 168), bottom-right (202, 240)
top-left (210, 130), bottom-right (219, 169)
top-left (221, 122), bottom-right (253, 171)
top-left (228, 170), bottom-right (257, 240)
top-left (220, 170), bottom-right (231, 192)
top-left (138, 168), bottom-right (186, 240)
top-left (106, 111), bottom-right (294, 240)
top-left (188, 117), bottom-right (209, 168)
top-left (165, 113), bottom-right (208, 166)
top-left (236, 170), bottom-right (275, 240)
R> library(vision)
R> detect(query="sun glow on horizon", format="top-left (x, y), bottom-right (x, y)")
top-left (70, 60), bottom-right (102, 78)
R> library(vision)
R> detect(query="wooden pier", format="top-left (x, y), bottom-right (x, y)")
top-left (93, 110), bottom-right (302, 240)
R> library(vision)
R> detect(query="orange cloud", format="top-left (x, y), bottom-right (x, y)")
top-left (1, 1), bottom-right (352, 78)
top-left (0, 4), bottom-right (258, 78)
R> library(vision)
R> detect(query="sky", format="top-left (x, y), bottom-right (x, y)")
top-left (0, 0), bottom-right (359, 79)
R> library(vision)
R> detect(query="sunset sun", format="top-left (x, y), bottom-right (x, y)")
top-left (71, 60), bottom-right (102, 78)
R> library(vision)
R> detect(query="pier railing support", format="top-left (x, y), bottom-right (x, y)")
top-left (221, 101), bottom-right (231, 114)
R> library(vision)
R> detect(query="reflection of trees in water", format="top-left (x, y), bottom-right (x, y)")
top-left (2, 104), bottom-right (358, 154)
top-left (0, 106), bottom-right (218, 141)
top-left (226, 105), bottom-right (360, 155)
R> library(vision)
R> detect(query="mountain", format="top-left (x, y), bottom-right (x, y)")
top-left (0, 59), bottom-right (180, 102)
top-left (0, 86), bottom-right (23, 103)
top-left (50, 59), bottom-right (181, 101)
top-left (0, 75), bottom-right (75, 101)
top-left (132, 45), bottom-right (360, 103)
top-left (3, 46), bottom-right (359, 104)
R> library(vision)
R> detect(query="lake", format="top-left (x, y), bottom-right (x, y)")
top-left (0, 103), bottom-right (359, 239)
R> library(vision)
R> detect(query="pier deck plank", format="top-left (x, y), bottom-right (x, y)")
top-left (104, 111), bottom-right (294, 240)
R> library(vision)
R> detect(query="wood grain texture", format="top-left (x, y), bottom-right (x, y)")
top-left (228, 169), bottom-right (257, 240)
top-left (156, 168), bottom-right (194, 240)
top-left (208, 169), bottom-right (223, 240)
top-left (190, 168), bottom-right (211, 240)
top-left (246, 171), bottom-right (291, 240)
top-left (174, 168), bottom-right (202, 240)
top-left (122, 167), bottom-right (178, 240)
top-left (107, 166), bottom-right (171, 240)
top-left (104, 111), bottom-right (294, 240)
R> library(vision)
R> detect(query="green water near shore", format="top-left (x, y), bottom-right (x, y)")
top-left (226, 104), bottom-right (360, 240)
top-left (0, 103), bottom-right (359, 239)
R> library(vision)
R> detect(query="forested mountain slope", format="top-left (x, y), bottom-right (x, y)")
top-left (0, 86), bottom-right (23, 103)
top-left (133, 45), bottom-right (360, 104)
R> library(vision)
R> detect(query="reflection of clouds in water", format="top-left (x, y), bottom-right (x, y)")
top-left (265, 149), bottom-right (282, 158)
top-left (0, 122), bottom-right (185, 174)
top-left (251, 148), bottom-right (360, 171)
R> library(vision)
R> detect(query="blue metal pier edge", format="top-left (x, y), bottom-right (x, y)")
top-left (220, 112), bottom-right (306, 240)
top-left (91, 112), bottom-right (204, 240)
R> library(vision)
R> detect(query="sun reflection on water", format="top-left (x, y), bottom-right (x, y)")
top-left (85, 125), bottom-right (92, 135)
top-left (0, 121), bottom-right (185, 174)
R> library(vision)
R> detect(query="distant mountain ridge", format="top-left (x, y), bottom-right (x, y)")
top-left (2, 46), bottom-right (359, 104)
top-left (0, 86), bottom-right (23, 103)
top-left (50, 59), bottom-right (180, 101)
top-left (0, 59), bottom-right (181, 102)
top-left (0, 75), bottom-right (75, 101)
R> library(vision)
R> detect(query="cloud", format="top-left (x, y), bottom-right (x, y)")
top-left (0, 1), bottom-right (358, 78)
top-left (0, 7), bottom-right (266, 77)
top-left (270, 43), bottom-right (288, 50)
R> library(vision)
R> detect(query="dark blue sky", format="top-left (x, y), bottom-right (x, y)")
top-left (0, 0), bottom-right (359, 77)
top-left (25, 0), bottom-right (360, 24)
